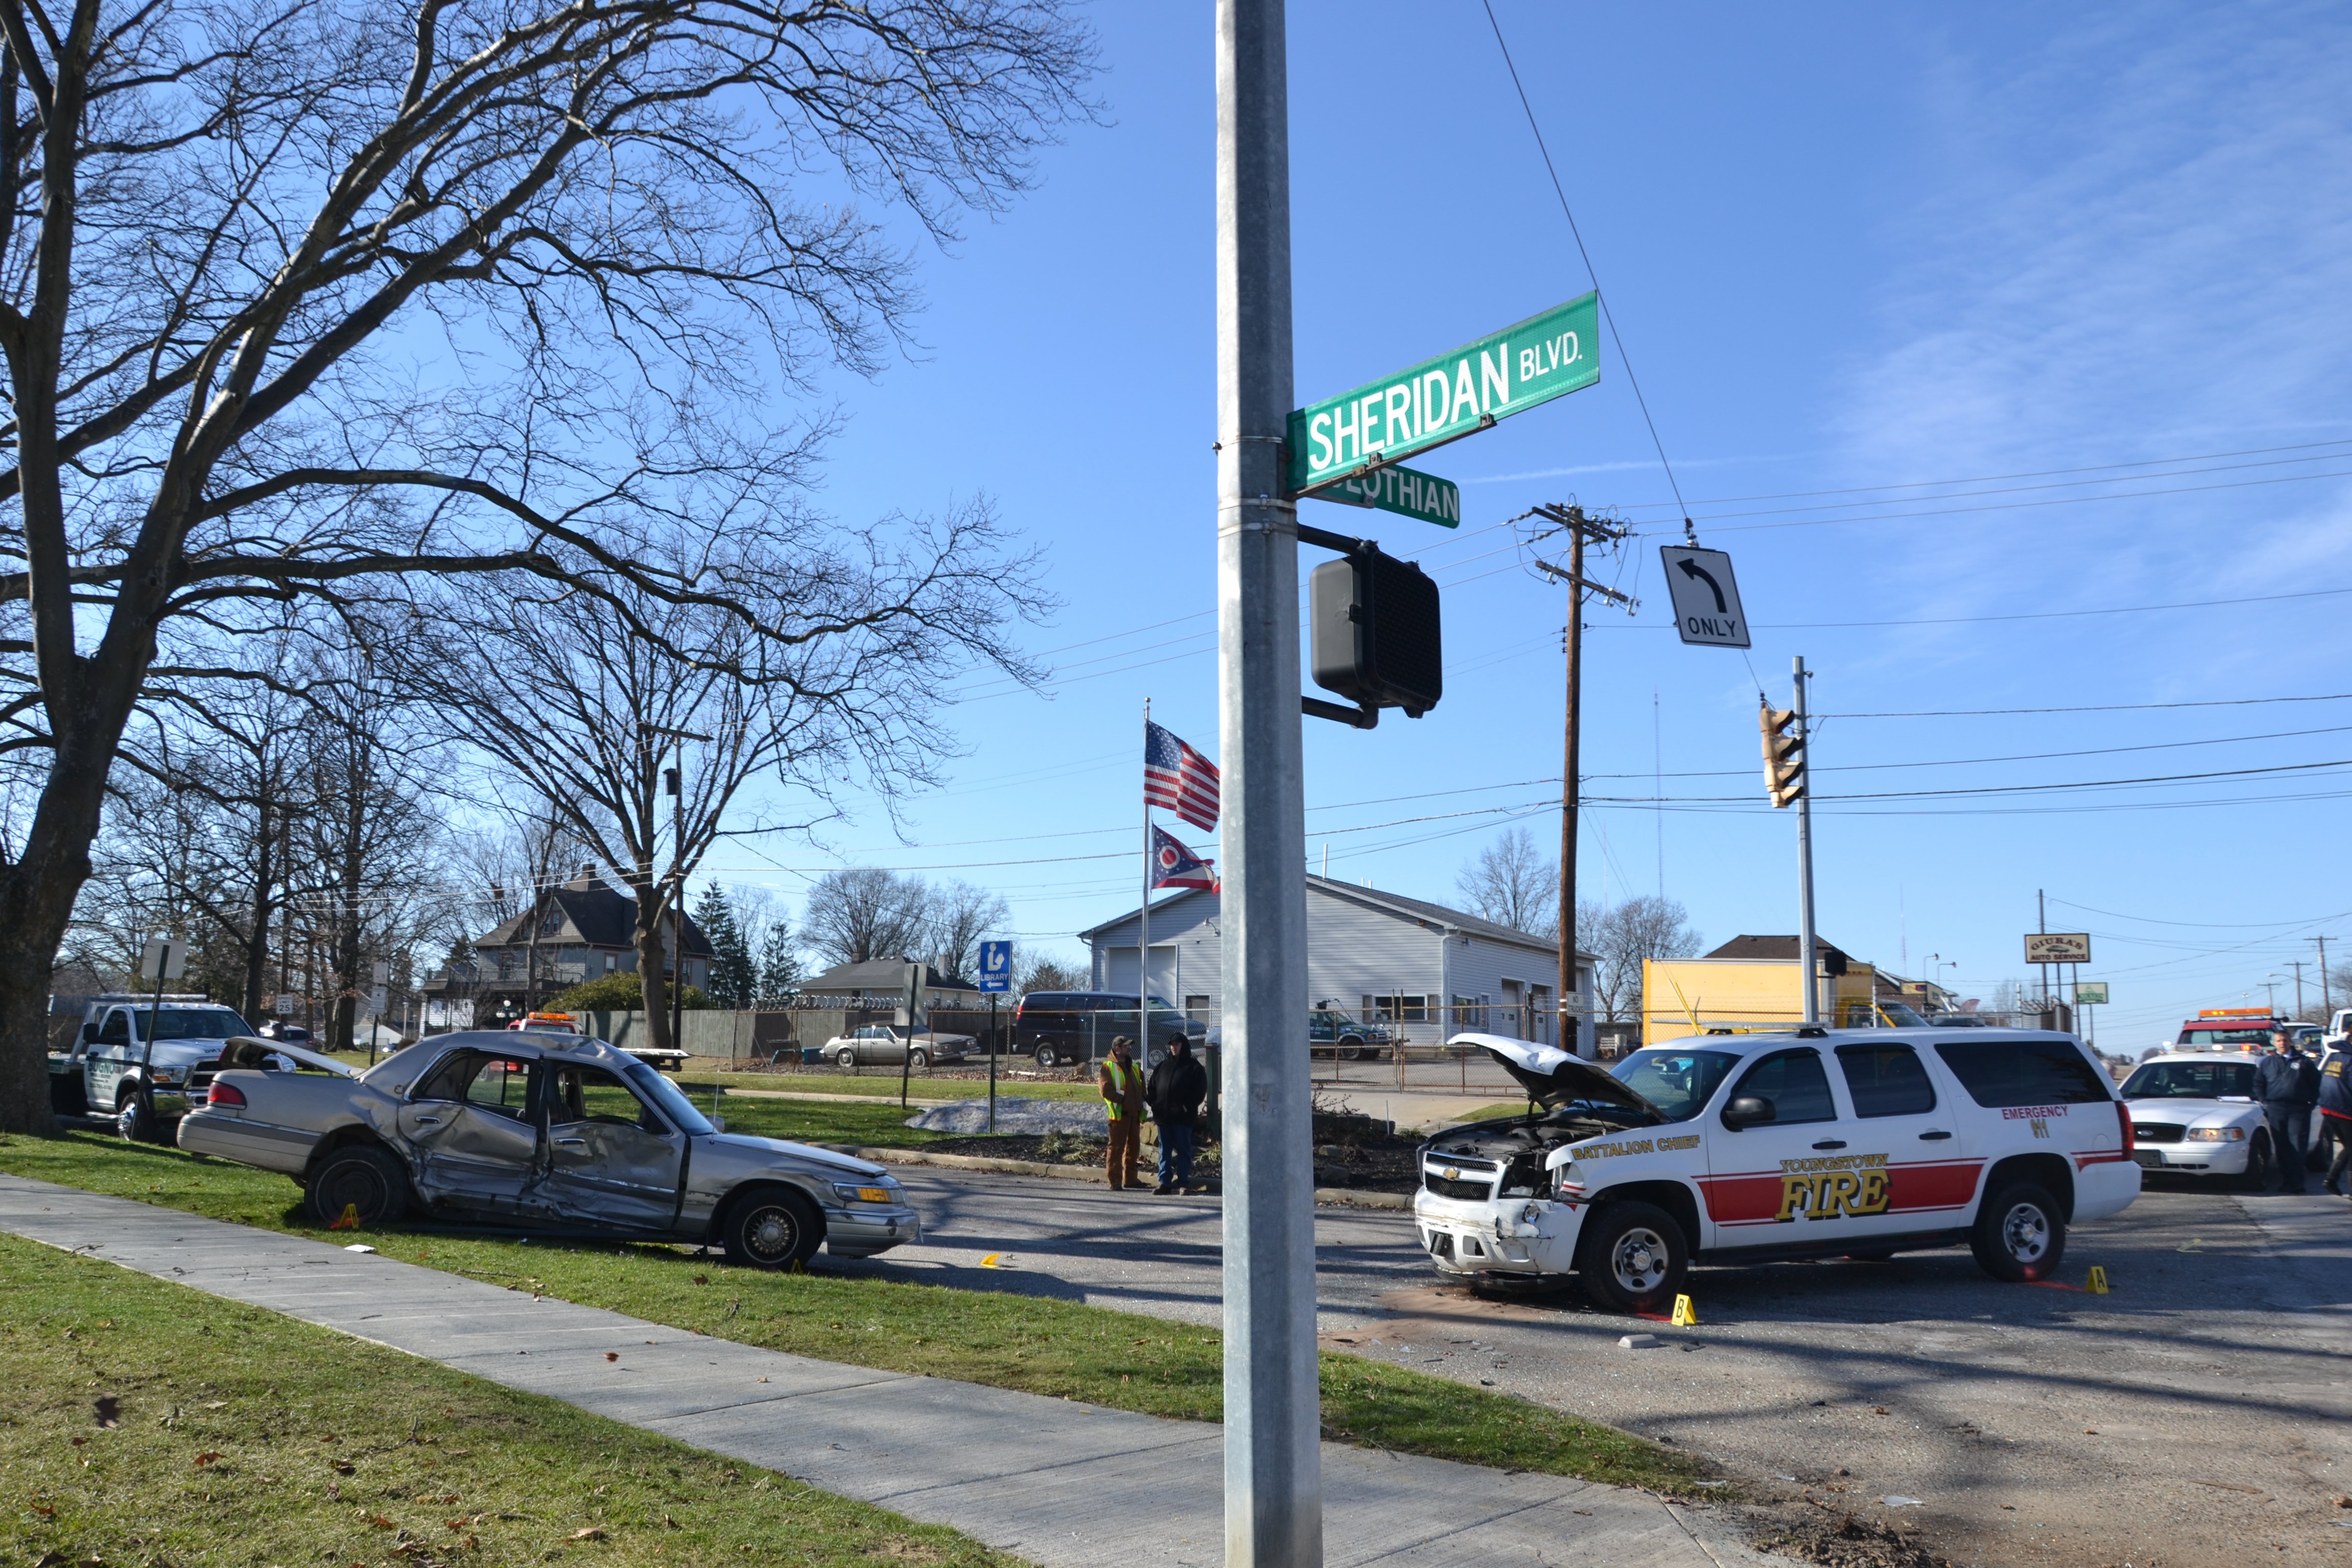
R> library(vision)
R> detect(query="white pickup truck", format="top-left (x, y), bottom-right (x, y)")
top-left (47, 994), bottom-right (282, 1140)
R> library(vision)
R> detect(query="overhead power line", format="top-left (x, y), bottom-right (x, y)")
top-left (1819, 693), bottom-right (2352, 719)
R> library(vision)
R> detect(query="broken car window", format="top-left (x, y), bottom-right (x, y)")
top-left (550, 1066), bottom-right (663, 1132)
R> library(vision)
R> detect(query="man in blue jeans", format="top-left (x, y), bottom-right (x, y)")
top-left (2256, 1027), bottom-right (2319, 1194)
top-left (1146, 1034), bottom-right (1208, 1194)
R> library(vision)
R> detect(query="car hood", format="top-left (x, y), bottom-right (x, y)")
top-left (700, 1131), bottom-right (889, 1179)
top-left (2124, 1097), bottom-right (2258, 1119)
top-left (1449, 1033), bottom-right (1665, 1119)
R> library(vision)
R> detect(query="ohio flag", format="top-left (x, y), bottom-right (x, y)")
top-left (1149, 825), bottom-right (1217, 891)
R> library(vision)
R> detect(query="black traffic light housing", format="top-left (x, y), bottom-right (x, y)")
top-left (1299, 524), bottom-right (1442, 728)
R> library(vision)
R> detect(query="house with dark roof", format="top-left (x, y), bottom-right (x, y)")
top-left (424, 868), bottom-right (711, 1025)
top-left (1076, 874), bottom-right (1599, 1055)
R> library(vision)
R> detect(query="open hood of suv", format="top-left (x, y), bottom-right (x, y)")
top-left (1451, 1033), bottom-right (1664, 1119)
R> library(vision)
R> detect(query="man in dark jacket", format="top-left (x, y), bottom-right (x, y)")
top-left (1146, 1034), bottom-right (1208, 1195)
top-left (2317, 1047), bottom-right (2351, 1198)
top-left (2256, 1028), bottom-right (2319, 1194)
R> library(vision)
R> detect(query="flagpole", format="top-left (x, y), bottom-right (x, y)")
top-left (1141, 699), bottom-right (1153, 1061)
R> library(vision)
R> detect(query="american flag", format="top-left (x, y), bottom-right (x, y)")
top-left (1144, 720), bottom-right (1220, 831)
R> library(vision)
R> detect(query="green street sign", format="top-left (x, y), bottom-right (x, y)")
top-left (1306, 461), bottom-right (1459, 527)
top-left (2074, 982), bottom-right (2109, 1006)
top-left (1285, 291), bottom-right (1599, 497)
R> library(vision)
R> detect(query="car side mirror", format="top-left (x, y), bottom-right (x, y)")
top-left (1721, 1095), bottom-right (1776, 1131)
top-left (709, 1115), bottom-right (726, 1133)
top-left (82, 1022), bottom-right (100, 1043)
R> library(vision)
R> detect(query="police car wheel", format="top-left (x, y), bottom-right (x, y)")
top-left (1969, 1180), bottom-right (2066, 1283)
top-left (1576, 1200), bottom-right (1687, 1315)
top-left (2238, 1131), bottom-right (2275, 1192)
top-left (721, 1188), bottom-right (821, 1270)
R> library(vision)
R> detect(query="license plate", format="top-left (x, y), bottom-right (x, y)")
top-left (2132, 1150), bottom-right (2165, 1169)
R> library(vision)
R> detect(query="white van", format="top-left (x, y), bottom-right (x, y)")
top-left (1413, 1026), bottom-right (2139, 1313)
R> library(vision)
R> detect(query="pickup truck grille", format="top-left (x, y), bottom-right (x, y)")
top-left (1423, 1170), bottom-right (1496, 1202)
top-left (2132, 1123), bottom-right (2184, 1145)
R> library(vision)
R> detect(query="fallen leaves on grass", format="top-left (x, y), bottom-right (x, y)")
top-left (193, 1450), bottom-right (222, 1466)
top-left (566, 1526), bottom-right (607, 1541)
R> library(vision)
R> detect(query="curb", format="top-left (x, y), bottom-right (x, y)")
top-left (826, 1145), bottom-right (1414, 1209)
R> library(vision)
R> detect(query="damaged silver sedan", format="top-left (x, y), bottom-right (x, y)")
top-left (177, 1030), bottom-right (918, 1268)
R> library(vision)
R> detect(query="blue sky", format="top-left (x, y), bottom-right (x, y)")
top-left (697, 0), bottom-right (2352, 1047)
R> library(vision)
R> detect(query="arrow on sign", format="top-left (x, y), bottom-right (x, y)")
top-left (1675, 556), bottom-right (1727, 614)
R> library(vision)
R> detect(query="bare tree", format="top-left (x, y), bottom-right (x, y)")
top-left (1455, 827), bottom-right (1559, 939)
top-left (1577, 895), bottom-right (1700, 1024)
top-left (0, 0), bottom-right (1094, 1132)
top-left (800, 868), bottom-right (930, 972)
top-left (1015, 953), bottom-right (1085, 996)
top-left (924, 880), bottom-right (1008, 984)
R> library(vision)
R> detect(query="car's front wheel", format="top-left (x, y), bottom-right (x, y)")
top-left (116, 1089), bottom-right (158, 1144)
top-left (719, 1187), bottom-right (823, 1270)
top-left (906, 1048), bottom-right (929, 1069)
top-left (835, 1046), bottom-right (859, 1070)
top-left (1969, 1180), bottom-right (2066, 1283)
top-left (306, 1145), bottom-right (411, 1229)
top-left (1575, 1200), bottom-right (1688, 1315)
top-left (2238, 1130), bottom-right (2276, 1191)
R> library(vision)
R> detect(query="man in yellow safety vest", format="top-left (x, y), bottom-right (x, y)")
top-left (1099, 1035), bottom-right (1145, 1189)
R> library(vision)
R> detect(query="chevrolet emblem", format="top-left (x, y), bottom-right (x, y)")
top-left (1441, 1166), bottom-right (1460, 1181)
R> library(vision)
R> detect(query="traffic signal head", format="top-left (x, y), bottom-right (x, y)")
top-left (1310, 547), bottom-right (1442, 718)
top-left (1759, 702), bottom-right (1804, 808)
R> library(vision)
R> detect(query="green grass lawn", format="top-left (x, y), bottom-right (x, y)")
top-left (693, 1094), bottom-right (955, 1149)
top-left (0, 1233), bottom-right (1023, 1568)
top-left (0, 1130), bottom-right (1707, 1496)
top-left (1450, 1101), bottom-right (1535, 1124)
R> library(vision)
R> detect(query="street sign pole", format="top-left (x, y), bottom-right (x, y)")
top-left (1217, 1), bottom-right (1320, 1564)
top-left (1794, 658), bottom-right (1819, 1026)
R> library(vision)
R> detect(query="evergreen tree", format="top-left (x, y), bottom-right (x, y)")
top-left (756, 921), bottom-right (803, 1006)
top-left (695, 884), bottom-right (756, 1008)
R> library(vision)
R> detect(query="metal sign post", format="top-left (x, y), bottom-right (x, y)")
top-left (978, 940), bottom-right (1012, 1135)
top-left (1217, 1), bottom-right (1320, 1563)
top-left (136, 937), bottom-right (187, 1136)
top-left (1794, 658), bottom-right (1819, 1025)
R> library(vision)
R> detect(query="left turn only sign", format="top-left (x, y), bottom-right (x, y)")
top-left (1658, 546), bottom-right (1750, 649)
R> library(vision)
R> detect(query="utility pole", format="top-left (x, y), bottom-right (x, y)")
top-left (2292, 959), bottom-right (2306, 1019)
top-left (1215, 3), bottom-right (1318, 1566)
top-left (1794, 658), bottom-right (1819, 1025)
top-left (1528, 502), bottom-right (1631, 1058)
top-left (2319, 936), bottom-right (2333, 1019)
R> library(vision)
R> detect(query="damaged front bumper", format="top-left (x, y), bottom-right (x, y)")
top-left (820, 1201), bottom-right (923, 1258)
top-left (1411, 1189), bottom-right (1585, 1278)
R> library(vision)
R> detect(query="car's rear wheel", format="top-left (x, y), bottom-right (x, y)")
top-left (1033, 1042), bottom-right (1063, 1069)
top-left (2238, 1130), bottom-right (2276, 1191)
top-left (1969, 1180), bottom-right (2066, 1283)
top-left (835, 1046), bottom-right (858, 1069)
top-left (719, 1187), bottom-right (823, 1269)
top-left (306, 1145), bottom-right (411, 1229)
top-left (1575, 1200), bottom-right (1687, 1315)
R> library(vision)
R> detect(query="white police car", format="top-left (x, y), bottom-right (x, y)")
top-left (1413, 1027), bottom-right (2140, 1314)
top-left (2115, 1051), bottom-right (2272, 1186)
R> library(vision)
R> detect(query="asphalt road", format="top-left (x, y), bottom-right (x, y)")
top-left (837, 1171), bottom-right (2352, 1568)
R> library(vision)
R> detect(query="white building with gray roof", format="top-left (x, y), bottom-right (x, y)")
top-left (1075, 874), bottom-right (1598, 1056)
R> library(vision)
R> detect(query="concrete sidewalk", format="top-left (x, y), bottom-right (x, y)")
top-left (0, 1174), bottom-right (1772, 1568)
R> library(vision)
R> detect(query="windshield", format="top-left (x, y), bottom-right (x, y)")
top-left (2122, 1060), bottom-right (2260, 1099)
top-left (2177, 1027), bottom-right (2269, 1047)
top-left (1878, 1001), bottom-right (1928, 1027)
top-left (624, 1062), bottom-right (716, 1136)
top-left (138, 1009), bottom-right (254, 1041)
top-left (1609, 1048), bottom-right (1741, 1123)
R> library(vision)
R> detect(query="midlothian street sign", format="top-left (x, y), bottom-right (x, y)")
top-left (1285, 291), bottom-right (1599, 497)
top-left (1307, 461), bottom-right (1460, 527)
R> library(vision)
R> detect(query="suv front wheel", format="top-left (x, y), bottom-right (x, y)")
top-left (1575, 1199), bottom-right (1688, 1315)
top-left (1970, 1180), bottom-right (2067, 1282)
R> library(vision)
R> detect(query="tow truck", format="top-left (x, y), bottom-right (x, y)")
top-left (2172, 1007), bottom-right (2283, 1052)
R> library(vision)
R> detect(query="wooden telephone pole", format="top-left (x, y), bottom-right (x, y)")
top-left (1529, 502), bottom-right (1633, 1057)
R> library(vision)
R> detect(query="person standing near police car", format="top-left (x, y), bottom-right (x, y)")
top-left (2256, 1026), bottom-right (2319, 1194)
top-left (1146, 1033), bottom-right (1207, 1194)
top-left (1098, 1035), bottom-right (1146, 1190)
top-left (2318, 1042), bottom-right (2351, 1198)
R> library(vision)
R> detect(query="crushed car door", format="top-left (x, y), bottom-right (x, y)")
top-left (397, 1050), bottom-right (547, 1216)
top-left (1700, 1047), bottom-right (1871, 1247)
top-left (540, 1064), bottom-right (685, 1230)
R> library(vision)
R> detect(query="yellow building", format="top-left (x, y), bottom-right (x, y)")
top-left (1641, 936), bottom-right (1883, 1046)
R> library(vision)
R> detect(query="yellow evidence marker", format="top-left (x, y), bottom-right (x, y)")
top-left (328, 1203), bottom-right (361, 1232)
top-left (1671, 1294), bottom-right (1698, 1327)
top-left (2086, 1265), bottom-right (2110, 1295)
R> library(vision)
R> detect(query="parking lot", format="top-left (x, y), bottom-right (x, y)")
top-left (843, 1171), bottom-right (2352, 1568)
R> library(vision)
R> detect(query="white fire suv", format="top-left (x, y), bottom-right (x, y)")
top-left (1413, 1027), bottom-right (2140, 1314)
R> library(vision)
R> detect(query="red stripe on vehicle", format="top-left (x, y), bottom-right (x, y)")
top-left (1886, 1160), bottom-right (1983, 1212)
